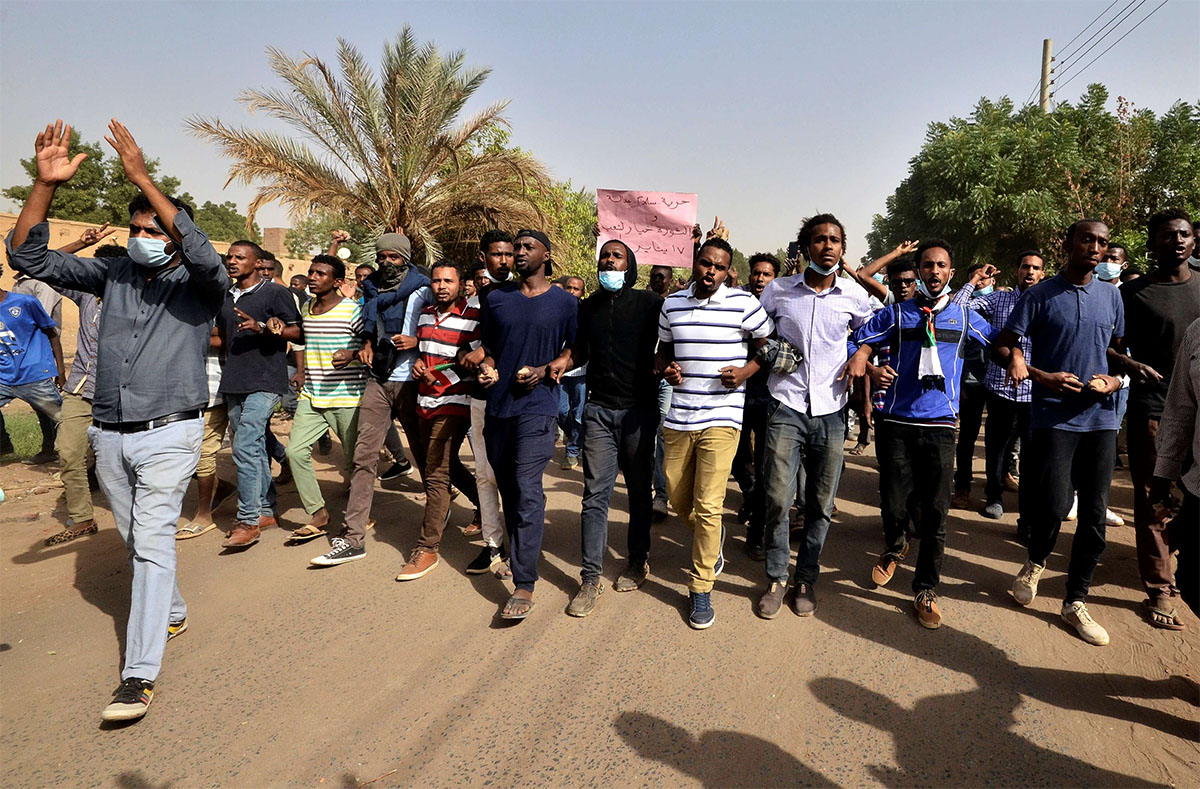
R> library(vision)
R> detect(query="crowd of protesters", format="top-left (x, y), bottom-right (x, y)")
top-left (2, 120), bottom-right (1198, 723)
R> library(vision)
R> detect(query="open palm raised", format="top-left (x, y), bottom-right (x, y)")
top-left (34, 120), bottom-right (88, 185)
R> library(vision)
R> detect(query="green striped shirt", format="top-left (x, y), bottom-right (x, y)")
top-left (301, 297), bottom-right (366, 408)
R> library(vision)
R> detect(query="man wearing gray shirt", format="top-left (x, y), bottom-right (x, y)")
top-left (6, 119), bottom-right (229, 723)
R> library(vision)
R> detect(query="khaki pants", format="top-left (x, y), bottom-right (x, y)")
top-left (663, 426), bottom-right (740, 593)
top-left (197, 404), bottom-right (229, 478)
top-left (55, 391), bottom-right (94, 523)
top-left (285, 398), bottom-right (359, 515)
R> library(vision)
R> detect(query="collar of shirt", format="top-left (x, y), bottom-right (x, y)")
top-left (425, 297), bottom-right (469, 320)
top-left (684, 282), bottom-right (730, 304)
top-left (231, 278), bottom-right (268, 300)
top-left (792, 273), bottom-right (847, 296)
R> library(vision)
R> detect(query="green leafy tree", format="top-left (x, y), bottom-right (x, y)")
top-left (192, 200), bottom-right (261, 243)
top-left (285, 210), bottom-right (370, 259)
top-left (188, 28), bottom-right (557, 267)
top-left (867, 85), bottom-right (1200, 280)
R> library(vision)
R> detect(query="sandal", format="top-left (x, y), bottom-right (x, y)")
top-left (288, 523), bottom-right (327, 543)
top-left (176, 521), bottom-right (216, 540)
top-left (848, 442), bottom-right (869, 456)
top-left (1144, 599), bottom-right (1186, 631)
top-left (45, 523), bottom-right (99, 546)
top-left (500, 594), bottom-right (535, 620)
top-left (494, 560), bottom-right (512, 579)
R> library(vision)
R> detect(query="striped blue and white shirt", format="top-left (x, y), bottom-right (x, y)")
top-left (658, 284), bottom-right (773, 431)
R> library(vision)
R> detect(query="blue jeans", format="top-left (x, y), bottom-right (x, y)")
top-left (580, 403), bottom-right (657, 581)
top-left (485, 414), bottom-right (556, 592)
top-left (226, 392), bottom-right (280, 523)
top-left (558, 377), bottom-right (587, 459)
top-left (763, 402), bottom-right (845, 584)
top-left (89, 417), bottom-right (202, 681)
top-left (653, 378), bottom-right (671, 504)
top-left (0, 377), bottom-right (63, 422)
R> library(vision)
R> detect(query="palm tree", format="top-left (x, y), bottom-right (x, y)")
top-left (188, 27), bottom-right (555, 263)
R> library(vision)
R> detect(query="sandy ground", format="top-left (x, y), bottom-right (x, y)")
top-left (0, 415), bottom-right (1197, 788)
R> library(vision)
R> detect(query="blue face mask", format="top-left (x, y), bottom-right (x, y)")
top-left (1096, 262), bottom-right (1123, 281)
top-left (598, 270), bottom-right (626, 292)
top-left (976, 284), bottom-right (994, 296)
top-left (128, 237), bottom-right (174, 268)
top-left (872, 272), bottom-right (887, 283)
top-left (806, 259), bottom-right (838, 277)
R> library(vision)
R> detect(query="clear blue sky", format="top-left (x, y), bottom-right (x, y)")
top-left (2, 0), bottom-right (1197, 259)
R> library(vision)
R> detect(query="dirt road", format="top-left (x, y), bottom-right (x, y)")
top-left (1, 425), bottom-right (1196, 787)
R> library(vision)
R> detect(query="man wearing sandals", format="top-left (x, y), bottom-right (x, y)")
top-left (997, 219), bottom-right (1125, 646)
top-left (1109, 209), bottom-right (1199, 631)
top-left (7, 119), bottom-right (229, 721)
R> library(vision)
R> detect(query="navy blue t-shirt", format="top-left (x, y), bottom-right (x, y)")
top-left (1005, 273), bottom-right (1125, 432)
top-left (480, 283), bottom-right (578, 419)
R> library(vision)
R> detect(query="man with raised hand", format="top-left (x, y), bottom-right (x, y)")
top-left (658, 237), bottom-right (773, 629)
top-left (755, 215), bottom-right (872, 621)
top-left (6, 120), bottom-right (229, 722)
top-left (849, 240), bottom-right (996, 629)
top-left (997, 219), bottom-right (1125, 646)
top-left (1109, 209), bottom-right (1199, 631)
top-left (552, 239), bottom-right (663, 616)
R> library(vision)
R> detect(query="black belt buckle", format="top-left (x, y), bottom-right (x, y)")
top-left (94, 409), bottom-right (200, 434)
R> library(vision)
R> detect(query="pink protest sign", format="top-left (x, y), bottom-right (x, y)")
top-left (596, 189), bottom-right (698, 268)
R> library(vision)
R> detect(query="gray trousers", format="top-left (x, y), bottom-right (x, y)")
top-left (89, 417), bottom-right (202, 682)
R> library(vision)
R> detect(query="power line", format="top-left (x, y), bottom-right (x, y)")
top-left (1055, 0), bottom-right (1140, 69)
top-left (1056, 0), bottom-right (1123, 57)
top-left (1054, 0), bottom-right (1171, 93)
top-left (1054, 0), bottom-right (1149, 79)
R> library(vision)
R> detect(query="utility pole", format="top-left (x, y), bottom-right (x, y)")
top-left (1039, 38), bottom-right (1053, 111)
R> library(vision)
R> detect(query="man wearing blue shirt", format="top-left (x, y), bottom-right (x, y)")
top-left (0, 288), bottom-right (63, 440)
top-left (995, 219), bottom-right (1125, 646)
top-left (848, 239), bottom-right (995, 629)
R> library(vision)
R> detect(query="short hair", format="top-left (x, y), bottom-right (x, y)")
top-left (1147, 208), bottom-right (1193, 241)
top-left (354, 263), bottom-right (375, 274)
top-left (916, 238), bottom-right (954, 266)
top-left (796, 213), bottom-right (847, 260)
top-left (467, 261), bottom-right (485, 277)
top-left (128, 193), bottom-right (194, 221)
top-left (479, 229), bottom-right (514, 252)
top-left (699, 237), bottom-right (733, 262)
top-left (290, 274), bottom-right (309, 285)
top-left (431, 261), bottom-right (463, 280)
top-left (747, 252), bottom-right (781, 277)
top-left (966, 261), bottom-right (987, 275)
top-left (1065, 218), bottom-right (1106, 243)
top-left (1106, 242), bottom-right (1126, 254)
top-left (886, 257), bottom-right (916, 277)
top-left (260, 249), bottom-right (277, 262)
top-left (230, 240), bottom-right (265, 259)
top-left (1016, 249), bottom-right (1044, 265)
top-left (310, 254), bottom-right (345, 280)
top-left (94, 243), bottom-right (126, 259)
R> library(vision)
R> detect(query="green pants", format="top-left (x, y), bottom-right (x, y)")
top-left (55, 391), bottom-right (94, 524)
top-left (285, 397), bottom-right (359, 514)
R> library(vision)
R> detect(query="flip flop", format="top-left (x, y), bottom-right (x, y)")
top-left (848, 442), bottom-right (869, 456)
top-left (1144, 599), bottom-right (1186, 631)
top-left (45, 523), bottom-right (99, 545)
top-left (176, 521), bottom-right (216, 540)
top-left (500, 594), bottom-right (534, 620)
top-left (288, 523), bottom-right (327, 543)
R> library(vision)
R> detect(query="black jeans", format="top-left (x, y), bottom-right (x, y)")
top-left (579, 403), bottom-right (657, 582)
top-left (732, 398), bottom-right (771, 544)
top-left (877, 419), bottom-right (955, 592)
top-left (984, 393), bottom-right (1031, 505)
top-left (484, 414), bottom-right (556, 592)
top-left (953, 384), bottom-right (986, 493)
top-left (1024, 427), bottom-right (1116, 603)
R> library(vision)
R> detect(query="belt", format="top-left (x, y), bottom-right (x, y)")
top-left (93, 409), bottom-right (202, 434)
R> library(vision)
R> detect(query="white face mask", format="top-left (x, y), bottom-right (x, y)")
top-left (484, 267), bottom-right (511, 283)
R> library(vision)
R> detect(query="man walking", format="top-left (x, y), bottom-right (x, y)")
top-left (7, 119), bottom-right (229, 721)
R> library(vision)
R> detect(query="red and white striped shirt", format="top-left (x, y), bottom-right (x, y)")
top-left (415, 298), bottom-right (482, 418)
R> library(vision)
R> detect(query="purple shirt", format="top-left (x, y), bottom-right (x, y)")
top-left (759, 273), bottom-right (874, 417)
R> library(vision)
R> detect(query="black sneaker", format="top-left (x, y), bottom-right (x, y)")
top-left (466, 544), bottom-right (504, 575)
top-left (310, 537), bottom-right (365, 566)
top-left (101, 677), bottom-right (154, 722)
top-left (316, 432), bottom-right (333, 455)
top-left (713, 524), bottom-right (727, 577)
top-left (379, 458), bottom-right (413, 480)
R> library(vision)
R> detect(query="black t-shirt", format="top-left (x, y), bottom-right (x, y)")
top-left (1121, 273), bottom-right (1200, 419)
top-left (218, 281), bottom-right (303, 396)
top-left (577, 287), bottom-right (664, 410)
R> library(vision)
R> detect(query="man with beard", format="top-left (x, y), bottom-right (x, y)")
top-left (471, 230), bottom-right (577, 620)
top-left (848, 240), bottom-right (995, 629)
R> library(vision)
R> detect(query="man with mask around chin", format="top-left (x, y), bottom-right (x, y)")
top-left (6, 119), bottom-right (230, 722)
top-left (548, 240), bottom-right (664, 616)
top-left (848, 239), bottom-right (997, 630)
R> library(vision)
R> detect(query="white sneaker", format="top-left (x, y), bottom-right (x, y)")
top-left (1061, 600), bottom-right (1110, 645)
top-left (1105, 508), bottom-right (1124, 527)
top-left (1011, 560), bottom-right (1045, 606)
top-left (1066, 494), bottom-right (1078, 521)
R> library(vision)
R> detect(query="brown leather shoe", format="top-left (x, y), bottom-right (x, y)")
top-left (1003, 472), bottom-right (1020, 492)
top-left (395, 547), bottom-right (439, 581)
top-left (757, 580), bottom-right (787, 619)
top-left (950, 490), bottom-right (971, 510)
top-left (222, 523), bottom-right (261, 548)
top-left (915, 590), bottom-right (942, 629)
top-left (871, 542), bottom-right (909, 587)
top-left (258, 515), bottom-right (278, 529)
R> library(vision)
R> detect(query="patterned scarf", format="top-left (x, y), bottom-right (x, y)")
top-left (915, 282), bottom-right (951, 391)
